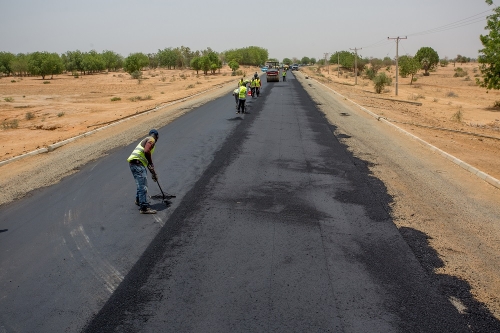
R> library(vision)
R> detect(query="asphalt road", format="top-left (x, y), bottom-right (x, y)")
top-left (1, 72), bottom-right (473, 332)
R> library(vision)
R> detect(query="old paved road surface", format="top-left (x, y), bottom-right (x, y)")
top-left (1, 72), bottom-right (475, 332)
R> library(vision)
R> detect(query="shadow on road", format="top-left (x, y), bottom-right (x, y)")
top-left (400, 227), bottom-right (500, 331)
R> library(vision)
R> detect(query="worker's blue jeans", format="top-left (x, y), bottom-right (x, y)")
top-left (129, 163), bottom-right (149, 210)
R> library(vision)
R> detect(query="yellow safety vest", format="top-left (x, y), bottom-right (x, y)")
top-left (127, 136), bottom-right (156, 167)
top-left (239, 80), bottom-right (245, 86)
top-left (239, 86), bottom-right (247, 99)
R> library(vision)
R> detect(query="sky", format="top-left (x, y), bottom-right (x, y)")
top-left (0, 0), bottom-right (495, 62)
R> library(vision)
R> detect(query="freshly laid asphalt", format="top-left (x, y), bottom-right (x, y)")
top-left (1, 72), bottom-right (471, 332)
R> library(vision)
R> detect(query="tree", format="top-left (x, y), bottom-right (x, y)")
top-left (383, 56), bottom-right (393, 67)
top-left (282, 58), bottom-right (292, 65)
top-left (369, 57), bottom-right (383, 73)
top-left (158, 48), bottom-right (178, 69)
top-left (478, 1), bottom-right (500, 89)
top-left (373, 72), bottom-right (392, 93)
top-left (398, 55), bottom-right (420, 84)
top-left (123, 53), bottom-right (149, 74)
top-left (63, 50), bottom-right (84, 74)
top-left (228, 60), bottom-right (239, 74)
top-left (11, 53), bottom-right (29, 76)
top-left (414, 47), bottom-right (439, 76)
top-left (0, 52), bottom-right (15, 75)
top-left (28, 52), bottom-right (64, 79)
top-left (310, 58), bottom-right (316, 65)
top-left (301, 57), bottom-right (310, 65)
top-left (101, 50), bottom-right (123, 72)
top-left (82, 50), bottom-right (105, 74)
top-left (199, 56), bottom-right (211, 75)
top-left (330, 51), bottom-right (356, 71)
top-left (190, 57), bottom-right (202, 74)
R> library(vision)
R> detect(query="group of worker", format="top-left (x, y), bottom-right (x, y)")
top-left (128, 72), bottom-right (269, 214)
top-left (232, 72), bottom-right (261, 114)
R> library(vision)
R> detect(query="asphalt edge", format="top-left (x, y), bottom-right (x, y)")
top-left (296, 72), bottom-right (500, 190)
top-left (0, 83), bottom-right (235, 168)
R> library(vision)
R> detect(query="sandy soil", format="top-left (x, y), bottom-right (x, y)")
top-left (303, 63), bottom-right (500, 181)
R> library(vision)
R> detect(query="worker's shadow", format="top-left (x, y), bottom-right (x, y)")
top-left (399, 227), bottom-right (500, 331)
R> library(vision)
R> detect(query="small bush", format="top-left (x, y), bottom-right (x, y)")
top-left (373, 72), bottom-right (392, 93)
top-left (433, 98), bottom-right (439, 102)
top-left (4, 97), bottom-right (14, 102)
top-left (43, 81), bottom-right (50, 84)
top-left (11, 80), bottom-right (16, 83)
top-left (25, 112), bottom-right (35, 120)
top-left (57, 112), bottom-right (65, 117)
top-left (129, 95), bottom-right (152, 102)
top-left (160, 76), bottom-right (166, 82)
top-left (464, 76), bottom-right (471, 81)
top-left (196, 81), bottom-right (202, 85)
top-left (451, 109), bottom-right (463, 122)
top-left (364, 68), bottom-right (376, 80)
top-left (412, 77), bottom-right (418, 82)
top-left (160, 91), bottom-right (165, 94)
top-left (2, 119), bottom-right (19, 129)
top-left (130, 71), bottom-right (142, 79)
top-left (493, 100), bottom-right (500, 108)
top-left (453, 67), bottom-right (468, 77)
top-left (179, 74), bottom-right (187, 80)
top-left (111, 97), bottom-right (121, 102)
top-left (446, 91), bottom-right (458, 98)
top-left (186, 84), bottom-right (195, 89)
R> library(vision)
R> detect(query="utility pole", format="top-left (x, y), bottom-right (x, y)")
top-left (387, 36), bottom-right (407, 96)
top-left (350, 47), bottom-right (361, 85)
top-left (323, 53), bottom-right (330, 74)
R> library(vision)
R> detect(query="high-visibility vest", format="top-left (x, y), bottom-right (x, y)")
top-left (239, 80), bottom-right (245, 86)
top-left (256, 78), bottom-right (261, 86)
top-left (239, 86), bottom-right (247, 99)
top-left (127, 137), bottom-right (155, 167)
top-left (251, 79), bottom-right (257, 87)
top-left (283, 71), bottom-right (286, 76)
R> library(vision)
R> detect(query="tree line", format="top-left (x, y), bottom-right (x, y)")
top-left (0, 45), bottom-right (269, 79)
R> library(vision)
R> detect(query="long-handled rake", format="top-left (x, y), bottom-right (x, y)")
top-left (152, 181), bottom-right (176, 204)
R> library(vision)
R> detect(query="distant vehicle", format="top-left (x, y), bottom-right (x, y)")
top-left (261, 66), bottom-right (268, 72)
top-left (265, 60), bottom-right (280, 82)
top-left (291, 64), bottom-right (299, 71)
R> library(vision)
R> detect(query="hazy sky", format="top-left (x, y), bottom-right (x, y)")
top-left (0, 0), bottom-right (495, 61)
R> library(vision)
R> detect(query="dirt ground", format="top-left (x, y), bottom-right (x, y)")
top-left (303, 62), bottom-right (500, 181)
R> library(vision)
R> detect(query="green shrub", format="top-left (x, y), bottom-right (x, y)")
top-left (130, 71), bottom-right (142, 79)
top-left (453, 67), bottom-right (468, 77)
top-left (4, 97), bottom-right (14, 102)
top-left (57, 112), bottom-right (65, 117)
top-left (373, 72), bottom-right (392, 93)
top-left (111, 97), bottom-right (121, 101)
top-left (43, 81), bottom-right (50, 84)
top-left (364, 68), bottom-right (376, 80)
top-left (2, 119), bottom-right (19, 129)
top-left (451, 109), bottom-right (463, 122)
top-left (25, 112), bottom-right (35, 120)
top-left (493, 100), bottom-right (500, 108)
top-left (11, 80), bottom-right (16, 83)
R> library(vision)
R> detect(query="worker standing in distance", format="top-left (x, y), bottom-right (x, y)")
top-left (255, 75), bottom-right (261, 97)
top-left (232, 86), bottom-right (239, 109)
top-left (282, 69), bottom-right (287, 82)
top-left (127, 129), bottom-right (159, 214)
top-left (250, 77), bottom-right (257, 98)
top-left (237, 83), bottom-right (247, 114)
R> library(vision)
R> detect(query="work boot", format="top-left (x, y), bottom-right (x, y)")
top-left (140, 207), bottom-right (157, 214)
top-left (135, 199), bottom-right (139, 206)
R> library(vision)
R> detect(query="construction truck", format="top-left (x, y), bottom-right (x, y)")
top-left (265, 60), bottom-right (280, 82)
